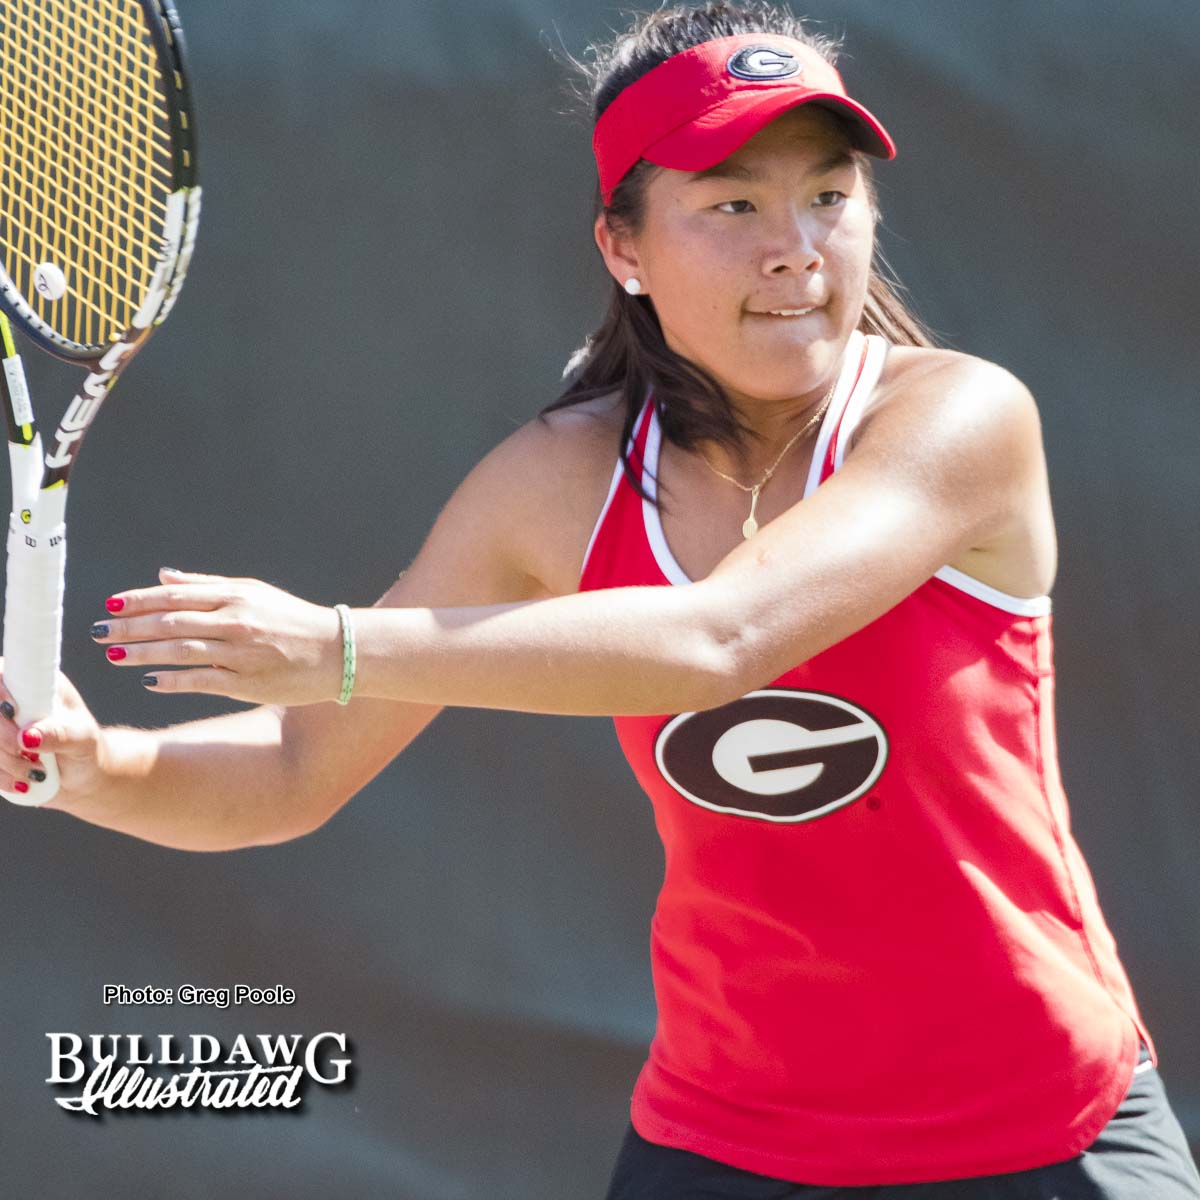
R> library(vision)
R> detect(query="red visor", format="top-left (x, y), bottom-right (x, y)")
top-left (593, 34), bottom-right (896, 206)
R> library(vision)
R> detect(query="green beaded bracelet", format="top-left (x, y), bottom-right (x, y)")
top-left (334, 604), bottom-right (356, 705)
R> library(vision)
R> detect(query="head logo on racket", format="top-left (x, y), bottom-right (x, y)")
top-left (33, 265), bottom-right (68, 302)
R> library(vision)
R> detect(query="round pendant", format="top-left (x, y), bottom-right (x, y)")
top-left (742, 516), bottom-right (758, 539)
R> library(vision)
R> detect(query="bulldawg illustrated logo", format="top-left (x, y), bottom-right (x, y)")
top-left (46, 1031), bottom-right (352, 1116)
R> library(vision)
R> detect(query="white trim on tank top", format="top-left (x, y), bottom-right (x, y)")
top-left (638, 332), bottom-right (1053, 617)
top-left (642, 330), bottom-right (866, 587)
top-left (579, 440), bottom-right (630, 585)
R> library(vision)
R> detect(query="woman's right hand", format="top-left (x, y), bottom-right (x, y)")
top-left (0, 666), bottom-right (109, 811)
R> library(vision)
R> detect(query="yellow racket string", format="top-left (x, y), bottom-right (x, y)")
top-left (0, 0), bottom-right (175, 348)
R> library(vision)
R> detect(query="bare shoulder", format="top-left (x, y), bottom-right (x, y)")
top-left (497, 390), bottom-right (629, 598)
top-left (851, 343), bottom-right (1056, 596)
top-left (850, 343), bottom-right (1043, 471)
top-left (862, 345), bottom-right (1038, 431)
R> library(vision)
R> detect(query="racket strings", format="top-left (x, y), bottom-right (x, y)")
top-left (1, 2), bottom-right (167, 345)
top-left (0, 0), bottom-right (176, 349)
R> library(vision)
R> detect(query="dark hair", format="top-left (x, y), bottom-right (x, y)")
top-left (539, 1), bottom-right (940, 513)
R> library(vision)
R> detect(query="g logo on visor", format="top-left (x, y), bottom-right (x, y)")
top-left (727, 45), bottom-right (803, 81)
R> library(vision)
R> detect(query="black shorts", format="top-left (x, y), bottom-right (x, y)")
top-left (605, 1042), bottom-right (1200, 1199)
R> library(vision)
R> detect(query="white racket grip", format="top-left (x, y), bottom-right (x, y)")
top-left (1, 510), bottom-right (64, 805)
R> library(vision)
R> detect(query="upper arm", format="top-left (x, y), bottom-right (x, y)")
top-left (705, 357), bottom-right (1047, 692)
top-left (278, 419), bottom-right (563, 835)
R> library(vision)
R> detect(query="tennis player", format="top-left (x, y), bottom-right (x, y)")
top-left (4, 3), bottom-right (1197, 1196)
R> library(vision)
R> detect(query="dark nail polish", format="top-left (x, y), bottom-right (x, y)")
top-left (142, 675), bottom-right (158, 688)
top-left (0, 701), bottom-right (13, 721)
top-left (90, 623), bottom-right (110, 639)
top-left (28, 768), bottom-right (46, 783)
top-left (106, 646), bottom-right (127, 662)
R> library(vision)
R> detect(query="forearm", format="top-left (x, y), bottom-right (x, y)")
top-left (351, 581), bottom-right (738, 716)
top-left (57, 706), bottom-right (308, 852)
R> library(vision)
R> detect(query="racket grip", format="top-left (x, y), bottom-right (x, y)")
top-left (1, 511), bottom-right (65, 805)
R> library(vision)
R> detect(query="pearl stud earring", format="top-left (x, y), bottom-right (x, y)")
top-left (623, 278), bottom-right (643, 296)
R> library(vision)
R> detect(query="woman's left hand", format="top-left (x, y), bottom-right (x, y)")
top-left (91, 568), bottom-right (345, 706)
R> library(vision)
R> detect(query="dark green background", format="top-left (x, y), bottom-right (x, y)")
top-left (1, 2), bottom-right (1195, 1195)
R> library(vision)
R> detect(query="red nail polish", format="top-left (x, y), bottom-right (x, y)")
top-left (14, 781), bottom-right (29, 794)
top-left (106, 596), bottom-right (125, 613)
top-left (20, 750), bottom-right (39, 763)
top-left (21, 729), bottom-right (41, 749)
top-left (106, 646), bottom-right (127, 662)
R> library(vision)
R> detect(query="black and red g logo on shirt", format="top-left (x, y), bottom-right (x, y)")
top-left (655, 689), bottom-right (888, 823)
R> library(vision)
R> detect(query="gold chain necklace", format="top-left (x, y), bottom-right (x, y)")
top-left (698, 374), bottom-right (840, 539)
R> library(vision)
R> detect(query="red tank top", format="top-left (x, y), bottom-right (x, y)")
top-left (577, 331), bottom-right (1154, 1186)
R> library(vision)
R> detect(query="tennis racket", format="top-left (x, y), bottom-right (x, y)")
top-left (0, 0), bottom-right (201, 805)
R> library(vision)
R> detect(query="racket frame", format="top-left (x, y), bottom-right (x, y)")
top-left (0, 0), bottom-right (202, 805)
